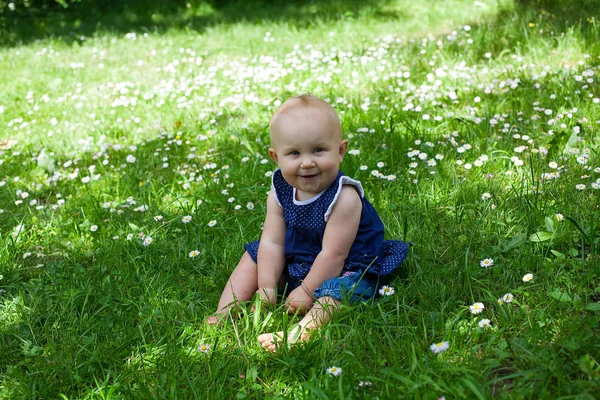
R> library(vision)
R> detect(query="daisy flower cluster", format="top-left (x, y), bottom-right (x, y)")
top-left (0, 9), bottom-right (598, 391)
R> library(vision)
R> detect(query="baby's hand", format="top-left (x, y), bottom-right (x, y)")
top-left (256, 287), bottom-right (277, 305)
top-left (285, 286), bottom-right (314, 314)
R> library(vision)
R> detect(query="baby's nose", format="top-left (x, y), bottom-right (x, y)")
top-left (300, 156), bottom-right (315, 168)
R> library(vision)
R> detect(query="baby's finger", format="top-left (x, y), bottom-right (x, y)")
top-left (285, 300), bottom-right (297, 313)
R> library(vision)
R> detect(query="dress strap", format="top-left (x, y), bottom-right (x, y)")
top-left (271, 169), bottom-right (289, 208)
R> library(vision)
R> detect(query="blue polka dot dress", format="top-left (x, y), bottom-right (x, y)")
top-left (244, 170), bottom-right (410, 281)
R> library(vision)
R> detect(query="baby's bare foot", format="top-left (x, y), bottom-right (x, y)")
top-left (257, 325), bottom-right (311, 352)
top-left (205, 315), bottom-right (221, 326)
top-left (205, 311), bottom-right (229, 326)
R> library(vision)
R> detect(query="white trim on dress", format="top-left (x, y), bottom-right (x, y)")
top-left (292, 187), bottom-right (327, 205)
top-left (324, 176), bottom-right (364, 222)
top-left (271, 169), bottom-right (282, 208)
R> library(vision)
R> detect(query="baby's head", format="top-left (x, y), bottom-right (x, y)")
top-left (270, 94), bottom-right (342, 142)
top-left (268, 94), bottom-right (348, 200)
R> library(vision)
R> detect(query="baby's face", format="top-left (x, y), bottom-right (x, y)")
top-left (269, 105), bottom-right (348, 201)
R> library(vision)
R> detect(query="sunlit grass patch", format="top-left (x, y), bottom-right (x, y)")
top-left (1, 0), bottom-right (600, 398)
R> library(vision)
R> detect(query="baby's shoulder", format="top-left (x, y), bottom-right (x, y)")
top-left (331, 184), bottom-right (362, 213)
top-left (339, 183), bottom-right (361, 196)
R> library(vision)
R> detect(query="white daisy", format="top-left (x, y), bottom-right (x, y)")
top-left (430, 341), bottom-right (450, 354)
top-left (478, 318), bottom-right (491, 328)
top-left (326, 366), bottom-right (342, 376)
top-left (379, 285), bottom-right (395, 296)
top-left (198, 343), bottom-right (211, 353)
top-left (502, 293), bottom-right (514, 303)
top-left (470, 302), bottom-right (485, 314)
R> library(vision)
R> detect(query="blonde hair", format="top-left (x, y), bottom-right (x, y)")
top-left (275, 94), bottom-right (335, 114)
top-left (270, 94), bottom-right (342, 141)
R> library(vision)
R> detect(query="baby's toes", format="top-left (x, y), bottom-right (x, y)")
top-left (205, 314), bottom-right (224, 326)
top-left (257, 333), bottom-right (272, 346)
top-left (257, 333), bottom-right (279, 352)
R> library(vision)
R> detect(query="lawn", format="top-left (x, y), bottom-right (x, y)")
top-left (0, 0), bottom-right (599, 398)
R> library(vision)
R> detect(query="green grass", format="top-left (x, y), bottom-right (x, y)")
top-left (1, 0), bottom-right (600, 398)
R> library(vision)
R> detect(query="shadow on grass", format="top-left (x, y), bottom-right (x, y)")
top-left (2, 0), bottom-right (599, 48)
top-left (1, 0), bottom-right (599, 396)
top-left (0, 0), bottom-right (399, 47)
top-left (437, 0), bottom-right (600, 65)
top-left (506, 0), bottom-right (599, 41)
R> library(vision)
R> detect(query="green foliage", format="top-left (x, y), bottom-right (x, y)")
top-left (1, 0), bottom-right (600, 398)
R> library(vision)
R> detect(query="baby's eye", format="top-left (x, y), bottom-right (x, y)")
top-left (289, 151), bottom-right (300, 156)
top-left (314, 148), bottom-right (324, 153)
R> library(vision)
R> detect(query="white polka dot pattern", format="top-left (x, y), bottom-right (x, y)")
top-left (244, 170), bottom-right (410, 278)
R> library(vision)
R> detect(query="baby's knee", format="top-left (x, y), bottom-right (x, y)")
top-left (236, 252), bottom-right (258, 272)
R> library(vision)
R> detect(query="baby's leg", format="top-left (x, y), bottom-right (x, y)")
top-left (206, 252), bottom-right (258, 325)
top-left (257, 296), bottom-right (340, 351)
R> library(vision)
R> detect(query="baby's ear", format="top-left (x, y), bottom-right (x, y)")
top-left (268, 148), bottom-right (279, 163)
top-left (338, 139), bottom-right (349, 160)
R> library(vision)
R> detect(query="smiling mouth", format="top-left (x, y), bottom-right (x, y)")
top-left (300, 174), bottom-right (318, 179)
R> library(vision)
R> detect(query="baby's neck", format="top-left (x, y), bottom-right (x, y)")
top-left (294, 188), bottom-right (320, 202)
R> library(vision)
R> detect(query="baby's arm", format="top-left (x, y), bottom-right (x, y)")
top-left (256, 190), bottom-right (287, 304)
top-left (286, 185), bottom-right (362, 312)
